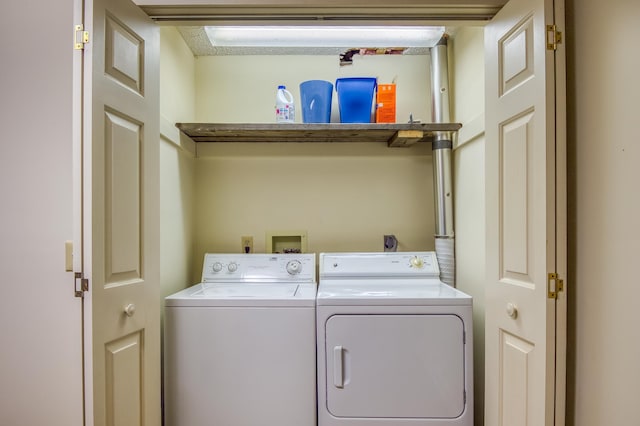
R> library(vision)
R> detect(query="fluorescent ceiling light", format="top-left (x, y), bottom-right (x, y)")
top-left (204, 26), bottom-right (445, 48)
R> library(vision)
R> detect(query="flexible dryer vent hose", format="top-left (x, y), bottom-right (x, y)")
top-left (435, 238), bottom-right (456, 287)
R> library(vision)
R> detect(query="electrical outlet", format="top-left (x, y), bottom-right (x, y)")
top-left (241, 236), bottom-right (253, 253)
top-left (384, 234), bottom-right (398, 252)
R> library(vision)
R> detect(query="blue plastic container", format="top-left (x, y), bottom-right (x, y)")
top-left (335, 77), bottom-right (377, 123)
top-left (300, 80), bottom-right (333, 123)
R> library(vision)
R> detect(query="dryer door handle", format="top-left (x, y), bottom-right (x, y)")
top-left (333, 346), bottom-right (344, 388)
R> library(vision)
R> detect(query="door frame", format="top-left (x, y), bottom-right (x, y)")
top-left (553, 0), bottom-right (568, 423)
top-left (77, 1), bottom-right (566, 425)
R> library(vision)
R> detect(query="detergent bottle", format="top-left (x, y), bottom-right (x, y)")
top-left (275, 85), bottom-right (295, 123)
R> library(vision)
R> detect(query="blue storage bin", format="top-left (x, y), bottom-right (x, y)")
top-left (335, 77), bottom-right (377, 123)
top-left (300, 80), bottom-right (333, 123)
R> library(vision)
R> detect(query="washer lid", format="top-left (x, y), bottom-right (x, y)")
top-left (165, 283), bottom-right (317, 307)
top-left (316, 280), bottom-right (471, 306)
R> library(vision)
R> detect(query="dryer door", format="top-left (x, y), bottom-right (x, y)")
top-left (325, 314), bottom-right (466, 419)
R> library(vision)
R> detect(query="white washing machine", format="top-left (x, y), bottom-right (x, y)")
top-left (316, 252), bottom-right (473, 426)
top-left (164, 253), bottom-right (317, 426)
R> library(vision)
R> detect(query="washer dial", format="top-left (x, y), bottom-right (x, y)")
top-left (410, 256), bottom-right (424, 269)
top-left (286, 260), bottom-right (302, 275)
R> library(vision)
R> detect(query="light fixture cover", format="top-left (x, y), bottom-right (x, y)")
top-left (204, 26), bottom-right (445, 48)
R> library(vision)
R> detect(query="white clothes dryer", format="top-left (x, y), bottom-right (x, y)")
top-left (164, 253), bottom-right (317, 426)
top-left (316, 252), bottom-right (473, 426)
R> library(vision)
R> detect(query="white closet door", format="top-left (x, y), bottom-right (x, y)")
top-left (484, 0), bottom-right (566, 423)
top-left (83, 0), bottom-right (160, 424)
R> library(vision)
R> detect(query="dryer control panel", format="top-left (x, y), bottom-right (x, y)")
top-left (320, 251), bottom-right (440, 278)
top-left (202, 253), bottom-right (316, 283)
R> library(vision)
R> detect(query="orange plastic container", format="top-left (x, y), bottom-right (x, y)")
top-left (375, 84), bottom-right (396, 123)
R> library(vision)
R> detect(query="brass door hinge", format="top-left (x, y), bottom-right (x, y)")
top-left (74, 272), bottom-right (89, 298)
top-left (546, 24), bottom-right (562, 51)
top-left (74, 24), bottom-right (89, 50)
top-left (548, 273), bottom-right (564, 299)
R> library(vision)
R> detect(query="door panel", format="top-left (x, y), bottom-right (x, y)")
top-left (500, 15), bottom-right (534, 95)
top-left (85, 0), bottom-right (160, 424)
top-left (325, 314), bottom-right (465, 419)
top-left (104, 110), bottom-right (142, 284)
top-left (500, 330), bottom-right (534, 424)
top-left (105, 331), bottom-right (143, 426)
top-left (485, 0), bottom-right (565, 424)
top-left (105, 14), bottom-right (145, 94)
top-left (501, 109), bottom-right (535, 284)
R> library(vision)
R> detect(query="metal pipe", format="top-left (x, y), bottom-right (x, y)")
top-left (430, 35), bottom-right (456, 287)
top-left (432, 141), bottom-right (454, 238)
top-left (431, 37), bottom-right (451, 125)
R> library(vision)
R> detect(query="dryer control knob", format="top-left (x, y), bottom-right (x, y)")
top-left (212, 262), bottom-right (223, 272)
top-left (410, 256), bottom-right (424, 269)
top-left (227, 262), bottom-right (238, 273)
top-left (286, 260), bottom-right (302, 275)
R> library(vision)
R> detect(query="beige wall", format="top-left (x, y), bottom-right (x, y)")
top-left (159, 27), bottom-right (197, 295)
top-left (451, 26), bottom-right (486, 426)
top-left (161, 27), bottom-right (197, 129)
top-left (0, 2), bottom-right (83, 425)
top-left (566, 0), bottom-right (640, 424)
top-left (195, 54), bottom-right (431, 123)
top-left (193, 142), bottom-right (434, 269)
top-left (191, 53), bottom-right (436, 276)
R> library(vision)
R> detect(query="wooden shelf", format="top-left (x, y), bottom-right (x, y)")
top-left (176, 123), bottom-right (461, 147)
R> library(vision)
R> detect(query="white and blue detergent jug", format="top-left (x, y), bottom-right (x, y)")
top-left (275, 85), bottom-right (295, 123)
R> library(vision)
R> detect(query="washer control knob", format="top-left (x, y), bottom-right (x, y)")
top-left (286, 260), bottom-right (302, 275)
top-left (410, 256), bottom-right (424, 269)
top-left (227, 262), bottom-right (238, 273)
top-left (212, 262), bottom-right (223, 273)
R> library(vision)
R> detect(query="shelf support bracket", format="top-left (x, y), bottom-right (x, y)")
top-left (388, 130), bottom-right (424, 147)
